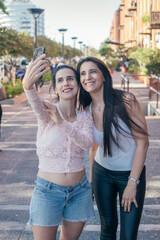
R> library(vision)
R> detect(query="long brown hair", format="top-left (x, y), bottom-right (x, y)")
top-left (77, 57), bottom-right (148, 156)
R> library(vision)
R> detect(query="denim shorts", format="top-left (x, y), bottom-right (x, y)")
top-left (29, 175), bottom-right (95, 226)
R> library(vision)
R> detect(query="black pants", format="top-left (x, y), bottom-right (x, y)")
top-left (92, 161), bottom-right (146, 240)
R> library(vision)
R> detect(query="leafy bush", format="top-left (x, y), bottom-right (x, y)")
top-left (2, 79), bottom-right (24, 98)
top-left (104, 58), bottom-right (119, 70)
top-left (128, 59), bottom-right (140, 73)
top-left (146, 49), bottom-right (160, 75)
top-left (128, 47), bottom-right (154, 74)
top-left (142, 15), bottom-right (150, 23)
top-left (43, 70), bottom-right (52, 82)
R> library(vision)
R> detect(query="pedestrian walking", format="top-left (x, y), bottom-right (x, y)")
top-left (23, 54), bottom-right (94, 240)
top-left (0, 80), bottom-right (7, 152)
top-left (77, 57), bottom-right (149, 240)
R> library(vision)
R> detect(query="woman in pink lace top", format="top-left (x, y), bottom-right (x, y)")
top-left (23, 54), bottom-right (95, 240)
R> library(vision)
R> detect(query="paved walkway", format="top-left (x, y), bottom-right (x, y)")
top-left (0, 71), bottom-right (160, 239)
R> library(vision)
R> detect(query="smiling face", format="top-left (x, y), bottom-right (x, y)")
top-left (55, 68), bottom-right (79, 101)
top-left (80, 61), bottom-right (104, 94)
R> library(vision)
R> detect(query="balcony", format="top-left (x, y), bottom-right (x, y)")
top-left (125, 12), bottom-right (136, 17)
top-left (150, 11), bottom-right (160, 29)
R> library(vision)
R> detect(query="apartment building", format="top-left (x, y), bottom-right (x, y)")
top-left (109, 0), bottom-right (160, 50)
top-left (0, 0), bottom-right (45, 37)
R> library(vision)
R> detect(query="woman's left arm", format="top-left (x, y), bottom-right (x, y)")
top-left (59, 111), bottom-right (93, 151)
top-left (121, 93), bottom-right (149, 212)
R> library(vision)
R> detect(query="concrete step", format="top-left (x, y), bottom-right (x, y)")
top-left (0, 204), bottom-right (160, 239)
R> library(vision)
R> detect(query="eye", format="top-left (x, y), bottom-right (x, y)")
top-left (90, 69), bottom-right (97, 74)
top-left (68, 76), bottom-right (74, 81)
top-left (57, 78), bottom-right (63, 83)
top-left (80, 71), bottom-right (85, 76)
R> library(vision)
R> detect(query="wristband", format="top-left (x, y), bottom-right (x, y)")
top-left (128, 176), bottom-right (140, 185)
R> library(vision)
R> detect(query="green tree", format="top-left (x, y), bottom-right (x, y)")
top-left (0, 0), bottom-right (8, 14)
top-left (128, 47), bottom-right (154, 74)
top-left (99, 40), bottom-right (114, 58)
top-left (146, 48), bottom-right (160, 75)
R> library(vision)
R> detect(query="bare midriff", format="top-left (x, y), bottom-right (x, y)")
top-left (37, 168), bottom-right (86, 186)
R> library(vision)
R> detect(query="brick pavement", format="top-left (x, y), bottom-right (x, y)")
top-left (0, 71), bottom-right (160, 240)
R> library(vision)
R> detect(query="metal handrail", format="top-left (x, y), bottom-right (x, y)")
top-left (121, 73), bottom-right (160, 108)
top-left (121, 74), bottom-right (130, 92)
top-left (150, 74), bottom-right (160, 108)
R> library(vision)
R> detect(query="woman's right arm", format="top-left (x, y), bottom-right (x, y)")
top-left (0, 81), bottom-right (7, 100)
top-left (23, 55), bottom-right (50, 121)
top-left (89, 142), bottom-right (98, 183)
top-left (23, 54), bottom-right (49, 90)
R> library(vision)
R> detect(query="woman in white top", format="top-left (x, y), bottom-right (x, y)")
top-left (77, 57), bottom-right (149, 240)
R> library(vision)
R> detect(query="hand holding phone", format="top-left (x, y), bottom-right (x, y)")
top-left (33, 47), bottom-right (46, 87)
top-left (33, 47), bottom-right (45, 61)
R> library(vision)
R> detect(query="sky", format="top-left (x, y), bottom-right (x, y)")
top-left (7, 0), bottom-right (121, 50)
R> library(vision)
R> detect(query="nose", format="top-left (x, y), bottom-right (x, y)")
top-left (85, 72), bottom-right (91, 80)
top-left (63, 79), bottom-right (69, 86)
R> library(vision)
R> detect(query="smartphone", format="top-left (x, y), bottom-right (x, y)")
top-left (33, 47), bottom-right (46, 83)
top-left (33, 46), bottom-right (45, 60)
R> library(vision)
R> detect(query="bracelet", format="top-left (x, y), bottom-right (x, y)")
top-left (128, 176), bottom-right (140, 185)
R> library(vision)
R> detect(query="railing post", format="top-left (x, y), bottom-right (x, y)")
top-left (149, 76), bottom-right (152, 101)
top-left (127, 78), bottom-right (129, 92)
top-left (121, 75), bottom-right (123, 90)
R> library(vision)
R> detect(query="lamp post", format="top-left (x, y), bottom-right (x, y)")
top-left (58, 28), bottom-right (68, 61)
top-left (71, 37), bottom-right (77, 58)
top-left (27, 7), bottom-right (44, 90)
top-left (78, 41), bottom-right (83, 57)
top-left (27, 8), bottom-right (45, 49)
top-left (78, 41), bottom-right (83, 51)
top-left (83, 44), bottom-right (86, 56)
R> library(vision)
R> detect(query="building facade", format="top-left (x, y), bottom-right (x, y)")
top-left (0, 0), bottom-right (45, 36)
top-left (109, 0), bottom-right (160, 50)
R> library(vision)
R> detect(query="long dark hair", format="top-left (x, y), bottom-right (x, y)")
top-left (52, 64), bottom-right (80, 89)
top-left (77, 57), bottom-right (148, 156)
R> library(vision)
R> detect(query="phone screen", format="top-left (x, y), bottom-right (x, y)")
top-left (33, 47), bottom-right (45, 60)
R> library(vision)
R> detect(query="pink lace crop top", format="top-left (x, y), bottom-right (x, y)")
top-left (24, 88), bottom-right (93, 173)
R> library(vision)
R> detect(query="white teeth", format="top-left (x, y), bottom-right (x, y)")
top-left (63, 89), bottom-right (72, 93)
top-left (86, 82), bottom-right (94, 86)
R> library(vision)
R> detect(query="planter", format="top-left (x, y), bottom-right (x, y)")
top-left (14, 91), bottom-right (27, 104)
top-left (0, 91), bottom-right (27, 105)
top-left (108, 68), bottom-right (114, 74)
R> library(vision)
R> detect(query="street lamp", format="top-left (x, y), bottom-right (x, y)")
top-left (27, 7), bottom-right (44, 90)
top-left (71, 37), bottom-right (77, 58)
top-left (58, 28), bottom-right (68, 61)
top-left (83, 44), bottom-right (86, 56)
top-left (27, 8), bottom-right (45, 49)
top-left (78, 41), bottom-right (83, 51)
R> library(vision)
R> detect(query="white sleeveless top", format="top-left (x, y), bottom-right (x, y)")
top-left (90, 104), bottom-right (136, 171)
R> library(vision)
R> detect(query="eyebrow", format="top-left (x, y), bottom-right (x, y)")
top-left (81, 68), bottom-right (97, 72)
top-left (57, 77), bottom-right (63, 81)
top-left (57, 75), bottom-right (75, 80)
